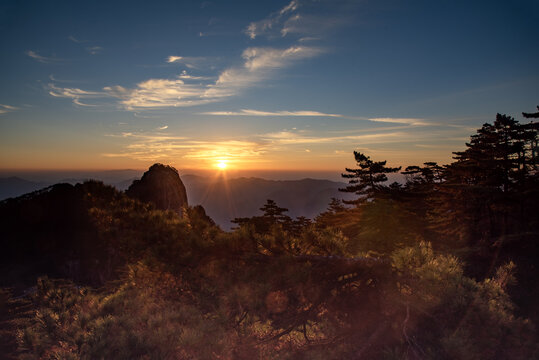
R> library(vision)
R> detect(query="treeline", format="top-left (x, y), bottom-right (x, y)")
top-left (318, 113), bottom-right (539, 323)
top-left (0, 110), bottom-right (538, 359)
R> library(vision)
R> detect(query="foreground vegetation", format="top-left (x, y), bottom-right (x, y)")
top-left (1, 110), bottom-right (538, 359)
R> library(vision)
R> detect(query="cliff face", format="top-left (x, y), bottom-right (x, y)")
top-left (126, 164), bottom-right (188, 217)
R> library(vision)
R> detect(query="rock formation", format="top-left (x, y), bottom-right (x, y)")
top-left (126, 164), bottom-right (188, 217)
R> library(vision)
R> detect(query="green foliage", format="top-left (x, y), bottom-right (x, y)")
top-left (17, 269), bottom-right (237, 360)
top-left (391, 243), bottom-right (538, 359)
top-left (15, 240), bottom-right (537, 359)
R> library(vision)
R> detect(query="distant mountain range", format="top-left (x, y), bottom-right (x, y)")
top-left (0, 177), bottom-right (50, 201)
top-left (181, 175), bottom-right (355, 229)
top-left (0, 174), bottom-right (355, 229)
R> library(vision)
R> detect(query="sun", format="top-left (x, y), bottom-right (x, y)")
top-left (216, 160), bottom-right (228, 170)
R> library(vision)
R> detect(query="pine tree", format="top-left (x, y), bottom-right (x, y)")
top-left (522, 105), bottom-right (539, 119)
top-left (402, 162), bottom-right (444, 186)
top-left (232, 199), bottom-right (293, 234)
top-left (259, 199), bottom-right (291, 224)
top-left (429, 114), bottom-right (538, 273)
top-left (340, 151), bottom-right (401, 205)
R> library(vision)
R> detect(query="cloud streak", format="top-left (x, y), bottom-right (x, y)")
top-left (68, 35), bottom-right (88, 43)
top-left (367, 117), bottom-right (432, 126)
top-left (178, 70), bottom-right (213, 80)
top-left (86, 46), bottom-right (103, 55)
top-left (104, 79), bottom-right (211, 109)
top-left (47, 84), bottom-right (108, 107)
top-left (0, 104), bottom-right (18, 114)
top-left (166, 56), bottom-right (183, 63)
top-left (202, 111), bottom-right (436, 125)
top-left (261, 130), bottom-right (409, 145)
top-left (245, 0), bottom-right (299, 39)
top-left (48, 84), bottom-right (105, 98)
top-left (244, 0), bottom-right (348, 40)
top-left (103, 132), bottom-right (267, 163)
top-left (165, 56), bottom-right (213, 69)
top-left (204, 45), bottom-right (321, 99)
top-left (26, 50), bottom-right (62, 63)
top-left (103, 123), bottom-right (440, 165)
top-left (202, 109), bottom-right (341, 117)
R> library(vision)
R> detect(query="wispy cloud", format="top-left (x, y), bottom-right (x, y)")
top-left (48, 84), bottom-right (105, 98)
top-left (0, 104), bottom-right (18, 114)
top-left (157, 125), bottom-right (168, 130)
top-left (242, 46), bottom-right (320, 71)
top-left (166, 56), bottom-right (183, 63)
top-left (133, 112), bottom-right (162, 119)
top-left (77, 45), bottom-right (321, 110)
top-left (245, 0), bottom-right (299, 39)
top-left (165, 56), bottom-right (213, 69)
top-left (368, 117), bottom-right (432, 126)
top-left (102, 119), bottom-right (466, 166)
top-left (204, 45), bottom-right (321, 99)
top-left (261, 130), bottom-right (408, 145)
top-left (103, 78), bottom-right (211, 109)
top-left (86, 46), bottom-right (103, 55)
top-left (201, 109), bottom-right (341, 117)
top-left (49, 74), bottom-right (80, 83)
top-left (103, 132), bottom-right (267, 163)
top-left (47, 84), bottom-right (107, 107)
top-left (73, 99), bottom-right (99, 107)
top-left (280, 0), bottom-right (300, 15)
top-left (202, 112), bottom-right (436, 126)
top-left (101, 127), bottom-right (426, 167)
top-left (68, 35), bottom-right (88, 43)
top-left (244, 0), bottom-right (348, 40)
top-left (26, 50), bottom-right (62, 63)
top-left (281, 13), bottom-right (345, 38)
top-left (178, 70), bottom-right (213, 80)
top-left (182, 140), bottom-right (266, 161)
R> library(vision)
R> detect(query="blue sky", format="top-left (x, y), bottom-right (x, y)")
top-left (0, 0), bottom-right (538, 172)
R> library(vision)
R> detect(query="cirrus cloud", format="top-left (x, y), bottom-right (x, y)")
top-left (245, 0), bottom-right (299, 39)
top-left (26, 50), bottom-right (63, 63)
top-left (48, 44), bottom-right (322, 110)
top-left (0, 104), bottom-right (18, 114)
top-left (201, 109), bottom-right (341, 117)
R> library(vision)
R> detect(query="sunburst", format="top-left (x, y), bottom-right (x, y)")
top-left (216, 160), bottom-right (228, 170)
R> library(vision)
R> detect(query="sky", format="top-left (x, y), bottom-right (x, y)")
top-left (0, 0), bottom-right (538, 175)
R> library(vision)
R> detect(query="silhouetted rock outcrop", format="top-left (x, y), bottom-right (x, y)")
top-left (126, 164), bottom-right (188, 217)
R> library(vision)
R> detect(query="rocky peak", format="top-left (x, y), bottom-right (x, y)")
top-left (126, 164), bottom-right (188, 217)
